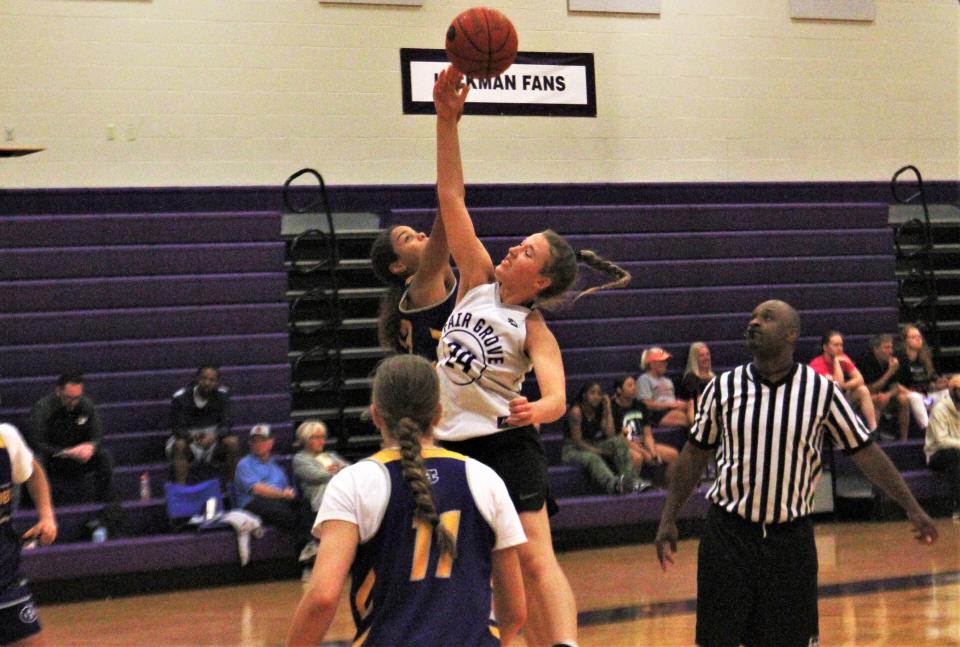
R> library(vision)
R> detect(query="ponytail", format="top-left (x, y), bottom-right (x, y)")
top-left (370, 226), bottom-right (407, 351)
top-left (536, 229), bottom-right (631, 309)
top-left (372, 354), bottom-right (457, 562)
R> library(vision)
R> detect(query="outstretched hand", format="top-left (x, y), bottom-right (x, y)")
top-left (908, 507), bottom-right (938, 545)
top-left (654, 519), bottom-right (678, 572)
top-left (23, 517), bottom-right (58, 546)
top-left (433, 66), bottom-right (469, 122)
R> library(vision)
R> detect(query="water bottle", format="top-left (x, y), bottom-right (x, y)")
top-left (139, 471), bottom-right (151, 500)
top-left (92, 526), bottom-right (107, 543)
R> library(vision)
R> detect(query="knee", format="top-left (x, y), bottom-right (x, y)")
top-left (220, 435), bottom-right (240, 454)
top-left (171, 439), bottom-right (190, 458)
top-left (93, 448), bottom-right (114, 470)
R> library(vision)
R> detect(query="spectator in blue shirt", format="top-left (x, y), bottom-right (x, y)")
top-left (234, 424), bottom-right (313, 552)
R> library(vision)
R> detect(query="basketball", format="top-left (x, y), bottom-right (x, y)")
top-left (444, 7), bottom-right (518, 79)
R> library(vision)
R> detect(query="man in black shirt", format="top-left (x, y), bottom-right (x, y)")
top-left (26, 373), bottom-right (118, 504)
top-left (168, 365), bottom-right (240, 484)
top-left (859, 333), bottom-right (909, 440)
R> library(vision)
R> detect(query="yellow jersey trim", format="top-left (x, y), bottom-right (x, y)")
top-left (368, 447), bottom-right (467, 465)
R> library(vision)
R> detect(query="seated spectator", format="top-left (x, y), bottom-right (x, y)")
top-left (168, 365), bottom-right (240, 484)
top-left (26, 373), bottom-right (119, 505)
top-left (859, 333), bottom-right (909, 440)
top-left (680, 341), bottom-right (715, 426)
top-left (234, 424), bottom-right (315, 557)
top-left (925, 374), bottom-right (960, 521)
top-left (292, 420), bottom-right (349, 513)
top-left (561, 382), bottom-right (646, 494)
top-left (637, 347), bottom-right (688, 428)
top-left (809, 331), bottom-right (877, 432)
top-left (897, 324), bottom-right (949, 432)
top-left (610, 376), bottom-right (678, 478)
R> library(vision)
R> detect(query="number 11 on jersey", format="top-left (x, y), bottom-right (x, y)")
top-left (410, 510), bottom-right (461, 581)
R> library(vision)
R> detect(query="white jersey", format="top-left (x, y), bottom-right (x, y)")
top-left (0, 423), bottom-right (33, 486)
top-left (315, 448), bottom-right (526, 550)
top-left (434, 283), bottom-right (533, 441)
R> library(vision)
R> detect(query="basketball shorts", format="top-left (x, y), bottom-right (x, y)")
top-left (696, 505), bottom-right (819, 647)
top-left (0, 579), bottom-right (42, 644)
top-left (441, 426), bottom-right (557, 515)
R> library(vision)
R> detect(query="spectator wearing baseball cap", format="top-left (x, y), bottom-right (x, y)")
top-left (234, 423), bottom-right (314, 552)
top-left (637, 347), bottom-right (689, 428)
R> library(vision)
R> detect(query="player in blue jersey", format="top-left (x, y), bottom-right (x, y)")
top-left (1, 423), bottom-right (58, 647)
top-left (432, 66), bottom-right (631, 647)
top-left (371, 206), bottom-right (458, 362)
top-left (286, 355), bottom-right (526, 647)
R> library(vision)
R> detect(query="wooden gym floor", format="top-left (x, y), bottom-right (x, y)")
top-left (38, 519), bottom-right (960, 646)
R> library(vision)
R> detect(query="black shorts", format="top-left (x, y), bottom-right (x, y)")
top-left (0, 580), bottom-right (42, 645)
top-left (696, 505), bottom-right (818, 647)
top-left (441, 426), bottom-right (557, 515)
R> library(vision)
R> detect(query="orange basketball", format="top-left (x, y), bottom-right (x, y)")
top-left (444, 7), bottom-right (518, 79)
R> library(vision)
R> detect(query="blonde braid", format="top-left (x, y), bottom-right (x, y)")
top-left (570, 249), bottom-right (632, 304)
top-left (395, 417), bottom-right (458, 561)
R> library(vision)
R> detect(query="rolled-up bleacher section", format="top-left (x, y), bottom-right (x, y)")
top-left (0, 210), bottom-right (295, 586)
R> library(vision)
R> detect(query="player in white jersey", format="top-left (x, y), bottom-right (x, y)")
top-left (432, 66), bottom-right (631, 647)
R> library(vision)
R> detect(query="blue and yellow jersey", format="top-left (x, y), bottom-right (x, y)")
top-left (397, 275), bottom-right (458, 362)
top-left (348, 448), bottom-right (501, 647)
top-left (0, 425), bottom-right (26, 592)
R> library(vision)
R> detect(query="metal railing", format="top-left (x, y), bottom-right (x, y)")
top-left (891, 164), bottom-right (940, 360)
top-left (282, 169), bottom-right (346, 446)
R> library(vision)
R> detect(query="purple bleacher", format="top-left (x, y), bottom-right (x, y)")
top-left (0, 364), bottom-right (289, 408)
top-left (387, 203), bottom-right (889, 235)
top-left (541, 283), bottom-right (896, 320)
top-left (547, 308), bottom-right (896, 348)
top-left (1, 304), bottom-right (288, 345)
top-left (550, 486), bottom-right (713, 531)
top-left (19, 528), bottom-right (298, 582)
top-left (101, 423), bottom-right (294, 466)
top-left (1, 273), bottom-right (286, 312)
top-left (1, 242), bottom-right (284, 280)
top-left (479, 229), bottom-right (892, 262)
top-left (0, 211), bottom-right (281, 247)
top-left (557, 337), bottom-right (875, 376)
top-left (0, 393), bottom-right (290, 437)
top-left (899, 470), bottom-right (950, 501)
top-left (544, 256), bottom-right (894, 290)
top-left (0, 333), bottom-right (288, 377)
top-left (14, 499), bottom-right (169, 542)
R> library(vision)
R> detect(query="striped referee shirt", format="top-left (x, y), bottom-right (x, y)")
top-left (690, 362), bottom-right (872, 524)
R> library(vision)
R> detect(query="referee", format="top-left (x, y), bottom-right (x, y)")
top-left (655, 300), bottom-right (938, 647)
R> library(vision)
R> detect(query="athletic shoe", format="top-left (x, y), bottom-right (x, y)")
top-left (298, 540), bottom-right (319, 563)
top-left (633, 478), bottom-right (653, 493)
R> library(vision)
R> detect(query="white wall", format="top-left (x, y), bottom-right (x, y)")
top-left (0, 0), bottom-right (956, 188)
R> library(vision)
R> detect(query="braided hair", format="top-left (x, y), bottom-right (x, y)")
top-left (370, 226), bottom-right (407, 351)
top-left (536, 229), bottom-right (631, 309)
top-left (371, 354), bottom-right (457, 561)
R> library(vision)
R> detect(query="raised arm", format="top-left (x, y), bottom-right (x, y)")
top-left (406, 208), bottom-right (456, 308)
top-left (434, 66), bottom-right (496, 295)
